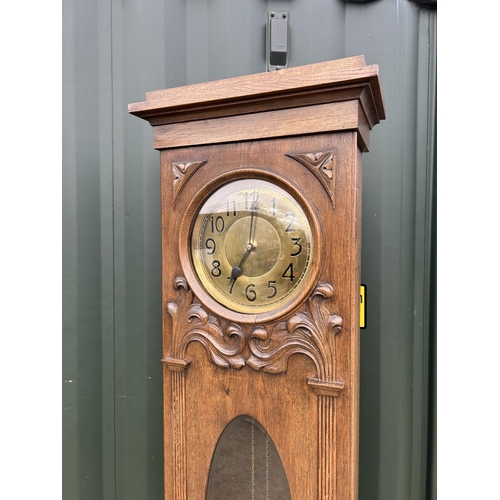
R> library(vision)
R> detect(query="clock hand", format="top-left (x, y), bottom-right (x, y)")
top-left (247, 190), bottom-right (257, 245)
top-left (228, 243), bottom-right (254, 285)
top-left (229, 189), bottom-right (258, 289)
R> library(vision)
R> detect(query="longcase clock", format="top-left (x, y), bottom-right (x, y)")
top-left (129, 55), bottom-right (385, 500)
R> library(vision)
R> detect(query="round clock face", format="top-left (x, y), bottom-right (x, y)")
top-left (190, 178), bottom-right (313, 314)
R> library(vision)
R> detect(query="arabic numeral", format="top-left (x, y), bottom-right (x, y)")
top-left (226, 199), bottom-right (237, 216)
top-left (285, 213), bottom-right (296, 232)
top-left (211, 260), bottom-right (222, 277)
top-left (205, 238), bottom-right (216, 255)
top-left (210, 216), bottom-right (225, 233)
top-left (243, 191), bottom-right (259, 211)
top-left (245, 283), bottom-right (257, 301)
top-left (282, 263), bottom-right (294, 281)
top-left (290, 237), bottom-right (302, 256)
top-left (267, 280), bottom-right (277, 299)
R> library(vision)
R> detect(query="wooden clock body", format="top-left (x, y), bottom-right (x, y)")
top-left (129, 55), bottom-right (385, 500)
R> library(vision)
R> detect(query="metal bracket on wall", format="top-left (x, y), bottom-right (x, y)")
top-left (266, 11), bottom-right (289, 71)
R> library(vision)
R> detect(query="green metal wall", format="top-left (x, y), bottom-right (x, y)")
top-left (62, 1), bottom-right (436, 499)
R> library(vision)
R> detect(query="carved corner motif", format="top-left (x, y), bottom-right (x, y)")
top-left (172, 161), bottom-right (207, 204)
top-left (247, 283), bottom-right (343, 383)
top-left (166, 277), bottom-right (246, 370)
top-left (286, 150), bottom-right (336, 207)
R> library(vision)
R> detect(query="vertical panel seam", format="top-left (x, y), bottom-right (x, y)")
top-left (418, 11), bottom-right (435, 500)
top-left (412, 8), bottom-right (436, 500)
top-left (423, 10), bottom-right (436, 500)
top-left (408, 7), bottom-right (436, 500)
top-left (110, 0), bottom-right (117, 499)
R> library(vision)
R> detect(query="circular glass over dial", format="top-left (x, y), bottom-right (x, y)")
top-left (190, 179), bottom-right (313, 314)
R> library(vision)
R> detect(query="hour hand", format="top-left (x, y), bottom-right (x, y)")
top-left (228, 243), bottom-right (254, 287)
top-left (229, 265), bottom-right (242, 281)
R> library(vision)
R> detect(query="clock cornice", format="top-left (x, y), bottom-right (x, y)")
top-left (128, 55), bottom-right (385, 152)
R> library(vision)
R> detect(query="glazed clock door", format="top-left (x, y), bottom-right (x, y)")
top-left (179, 173), bottom-right (322, 325)
top-left (189, 178), bottom-right (314, 315)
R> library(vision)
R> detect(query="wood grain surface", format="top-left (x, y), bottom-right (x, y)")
top-left (160, 132), bottom-right (361, 499)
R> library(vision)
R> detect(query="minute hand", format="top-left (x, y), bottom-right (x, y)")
top-left (228, 194), bottom-right (258, 288)
top-left (247, 192), bottom-right (258, 245)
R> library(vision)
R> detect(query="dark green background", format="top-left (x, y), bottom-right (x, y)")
top-left (62, 0), bottom-right (436, 498)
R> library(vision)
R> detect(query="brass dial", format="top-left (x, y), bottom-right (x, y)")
top-left (190, 179), bottom-right (313, 314)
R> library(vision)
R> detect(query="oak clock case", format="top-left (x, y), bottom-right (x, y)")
top-left (128, 56), bottom-right (386, 500)
top-left (182, 174), bottom-right (320, 322)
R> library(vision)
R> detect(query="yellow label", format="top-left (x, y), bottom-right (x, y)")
top-left (360, 285), bottom-right (366, 329)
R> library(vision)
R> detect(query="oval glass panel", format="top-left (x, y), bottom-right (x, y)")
top-left (206, 415), bottom-right (292, 500)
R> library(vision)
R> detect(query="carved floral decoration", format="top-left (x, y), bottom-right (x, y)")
top-left (165, 277), bottom-right (343, 387)
top-left (165, 277), bottom-right (246, 370)
top-left (246, 283), bottom-right (343, 381)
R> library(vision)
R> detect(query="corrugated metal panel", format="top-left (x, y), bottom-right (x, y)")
top-left (62, 1), bottom-right (115, 499)
top-left (62, 1), bottom-right (436, 499)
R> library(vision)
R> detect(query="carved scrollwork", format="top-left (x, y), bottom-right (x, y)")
top-left (166, 278), bottom-right (344, 386)
top-left (247, 283), bottom-right (343, 381)
top-left (166, 277), bottom-right (246, 370)
top-left (286, 150), bottom-right (336, 206)
top-left (172, 161), bottom-right (207, 204)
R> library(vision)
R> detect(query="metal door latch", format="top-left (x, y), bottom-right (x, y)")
top-left (266, 11), bottom-right (289, 71)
